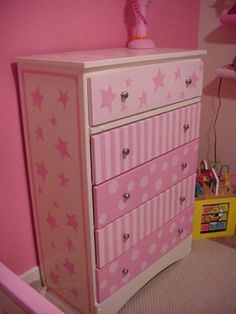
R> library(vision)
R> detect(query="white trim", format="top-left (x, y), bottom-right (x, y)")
top-left (20, 266), bottom-right (41, 284)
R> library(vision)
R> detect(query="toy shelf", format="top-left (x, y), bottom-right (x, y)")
top-left (219, 14), bottom-right (236, 24)
top-left (216, 65), bottom-right (236, 79)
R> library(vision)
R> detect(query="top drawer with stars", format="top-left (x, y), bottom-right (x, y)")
top-left (87, 59), bottom-right (203, 126)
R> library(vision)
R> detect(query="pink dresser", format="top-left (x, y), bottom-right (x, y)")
top-left (17, 48), bottom-right (205, 314)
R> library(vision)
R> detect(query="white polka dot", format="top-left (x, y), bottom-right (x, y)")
top-left (131, 249), bottom-right (140, 261)
top-left (108, 181), bottom-right (119, 194)
top-left (149, 243), bottom-right (156, 254)
top-left (172, 174), bottom-right (178, 183)
top-left (109, 261), bottom-right (118, 274)
top-left (98, 213), bottom-right (107, 225)
top-left (100, 280), bottom-right (107, 289)
top-left (157, 230), bottom-right (163, 239)
top-left (127, 181), bottom-right (135, 192)
top-left (122, 272), bottom-right (131, 283)
top-left (184, 147), bottom-right (189, 155)
top-left (172, 237), bottom-right (177, 245)
top-left (169, 222), bottom-right (176, 233)
top-left (141, 193), bottom-right (148, 203)
top-left (150, 163), bottom-right (157, 173)
top-left (140, 175), bottom-right (148, 188)
top-left (180, 215), bottom-right (186, 223)
top-left (155, 178), bottom-right (163, 191)
top-left (162, 161), bottom-right (168, 171)
top-left (160, 243), bottom-right (168, 254)
top-left (118, 199), bottom-right (127, 211)
top-left (172, 155), bottom-right (179, 167)
top-left (140, 262), bottom-right (147, 270)
top-left (110, 285), bottom-right (117, 294)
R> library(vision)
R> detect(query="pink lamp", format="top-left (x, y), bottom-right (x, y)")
top-left (128, 0), bottom-right (155, 49)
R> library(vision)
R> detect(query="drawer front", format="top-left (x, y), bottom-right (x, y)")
top-left (91, 102), bottom-right (201, 185)
top-left (93, 139), bottom-right (198, 228)
top-left (96, 205), bottom-right (194, 303)
top-left (88, 59), bottom-right (203, 126)
top-left (95, 174), bottom-right (195, 268)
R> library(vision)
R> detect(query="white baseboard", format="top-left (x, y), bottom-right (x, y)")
top-left (20, 266), bottom-right (41, 284)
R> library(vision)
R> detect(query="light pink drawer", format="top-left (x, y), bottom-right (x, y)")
top-left (95, 174), bottom-right (195, 268)
top-left (91, 102), bottom-right (201, 185)
top-left (93, 139), bottom-right (198, 228)
top-left (96, 205), bottom-right (194, 303)
top-left (88, 59), bottom-right (203, 126)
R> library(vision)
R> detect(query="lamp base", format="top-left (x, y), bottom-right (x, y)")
top-left (128, 38), bottom-right (155, 49)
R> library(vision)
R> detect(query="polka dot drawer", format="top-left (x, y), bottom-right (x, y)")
top-left (17, 48), bottom-right (205, 314)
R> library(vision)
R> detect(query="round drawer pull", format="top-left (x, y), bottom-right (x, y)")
top-left (180, 196), bottom-right (186, 203)
top-left (185, 77), bottom-right (192, 87)
top-left (123, 233), bottom-right (130, 241)
top-left (122, 268), bottom-right (129, 276)
top-left (181, 162), bottom-right (188, 170)
top-left (123, 192), bottom-right (131, 201)
top-left (122, 148), bottom-right (130, 157)
top-left (178, 228), bottom-right (184, 235)
top-left (183, 124), bottom-right (190, 131)
top-left (121, 91), bottom-right (129, 99)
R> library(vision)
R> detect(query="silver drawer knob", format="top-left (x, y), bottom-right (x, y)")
top-left (181, 162), bottom-right (188, 170)
top-left (123, 233), bottom-right (130, 241)
top-left (123, 192), bottom-right (130, 201)
top-left (183, 124), bottom-right (190, 131)
top-left (180, 196), bottom-right (186, 203)
top-left (122, 268), bottom-right (129, 276)
top-left (178, 228), bottom-right (184, 235)
top-left (185, 77), bottom-right (192, 87)
top-left (121, 91), bottom-right (129, 99)
top-left (122, 148), bottom-right (130, 158)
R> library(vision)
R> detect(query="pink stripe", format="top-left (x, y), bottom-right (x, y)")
top-left (120, 127), bottom-right (125, 174)
top-left (110, 131), bottom-right (116, 178)
top-left (100, 133), bottom-right (107, 182)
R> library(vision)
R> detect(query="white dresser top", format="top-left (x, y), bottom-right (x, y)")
top-left (17, 47), bottom-right (206, 70)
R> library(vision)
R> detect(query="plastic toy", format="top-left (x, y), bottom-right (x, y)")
top-left (128, 0), bottom-right (155, 49)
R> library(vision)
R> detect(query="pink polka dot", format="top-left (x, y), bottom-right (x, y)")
top-left (140, 261), bottom-right (147, 270)
top-left (108, 181), bottom-right (119, 194)
top-left (109, 261), bottom-right (118, 274)
top-left (127, 181), bottom-right (135, 192)
top-left (150, 163), bottom-right (157, 173)
top-left (100, 280), bottom-right (107, 289)
top-left (184, 147), bottom-right (189, 155)
top-left (155, 178), bottom-right (163, 191)
top-left (118, 199), bottom-right (127, 211)
top-left (140, 175), bottom-right (148, 188)
top-left (98, 213), bottom-right (107, 225)
top-left (172, 155), bottom-right (179, 167)
top-left (148, 243), bottom-right (156, 254)
top-left (157, 230), bottom-right (163, 239)
top-left (131, 249), bottom-right (140, 261)
top-left (162, 161), bottom-right (168, 171)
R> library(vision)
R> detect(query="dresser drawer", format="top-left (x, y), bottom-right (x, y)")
top-left (91, 103), bottom-right (200, 185)
top-left (88, 59), bottom-right (203, 126)
top-left (95, 174), bottom-right (195, 268)
top-left (96, 205), bottom-right (194, 303)
top-left (93, 139), bottom-right (198, 228)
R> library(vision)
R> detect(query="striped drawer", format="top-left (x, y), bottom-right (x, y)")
top-left (95, 174), bottom-right (195, 268)
top-left (93, 139), bottom-right (198, 228)
top-left (88, 59), bottom-right (203, 126)
top-left (91, 102), bottom-right (201, 185)
top-left (96, 205), bottom-right (194, 303)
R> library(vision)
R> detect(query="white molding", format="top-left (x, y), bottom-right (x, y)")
top-left (20, 266), bottom-right (41, 284)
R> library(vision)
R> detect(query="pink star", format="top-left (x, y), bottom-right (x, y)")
top-left (66, 238), bottom-right (75, 252)
top-left (58, 90), bottom-right (69, 109)
top-left (125, 78), bottom-right (132, 88)
top-left (36, 161), bottom-right (48, 181)
top-left (66, 213), bottom-right (79, 232)
top-left (100, 86), bottom-right (116, 113)
top-left (57, 173), bottom-right (70, 187)
top-left (55, 138), bottom-right (71, 159)
top-left (175, 67), bottom-right (182, 81)
top-left (70, 287), bottom-right (79, 299)
top-left (31, 86), bottom-right (44, 109)
top-left (50, 114), bottom-right (57, 126)
top-left (46, 212), bottom-right (58, 230)
top-left (139, 90), bottom-right (148, 107)
top-left (35, 126), bottom-right (44, 140)
top-left (49, 271), bottom-right (60, 285)
top-left (153, 69), bottom-right (165, 91)
top-left (63, 258), bottom-right (76, 275)
top-left (190, 72), bottom-right (199, 88)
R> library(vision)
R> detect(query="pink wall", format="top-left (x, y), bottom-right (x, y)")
top-left (0, 0), bottom-right (200, 275)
